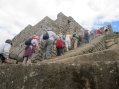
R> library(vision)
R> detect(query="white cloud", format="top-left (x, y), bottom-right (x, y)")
top-left (0, 29), bottom-right (14, 44)
top-left (0, 0), bottom-right (119, 44)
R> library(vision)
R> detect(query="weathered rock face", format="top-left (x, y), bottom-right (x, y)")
top-left (10, 12), bottom-right (85, 61)
top-left (1, 43), bottom-right (119, 89)
top-left (1, 31), bottom-right (119, 89)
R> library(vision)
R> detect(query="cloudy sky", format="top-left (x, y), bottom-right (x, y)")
top-left (0, 0), bottom-right (119, 44)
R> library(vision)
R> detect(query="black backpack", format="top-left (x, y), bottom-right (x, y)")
top-left (73, 34), bottom-right (76, 37)
top-left (43, 31), bottom-right (49, 40)
top-left (85, 31), bottom-right (89, 37)
top-left (25, 38), bottom-right (32, 45)
top-left (73, 34), bottom-right (79, 39)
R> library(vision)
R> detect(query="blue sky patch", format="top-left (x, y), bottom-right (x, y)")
top-left (93, 21), bottom-right (119, 32)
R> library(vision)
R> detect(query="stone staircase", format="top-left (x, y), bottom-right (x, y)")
top-left (105, 34), bottom-right (119, 48)
top-left (1, 33), bottom-right (119, 89)
top-left (38, 34), bottom-right (119, 64)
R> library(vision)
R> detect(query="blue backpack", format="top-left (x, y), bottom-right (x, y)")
top-left (62, 35), bottom-right (65, 40)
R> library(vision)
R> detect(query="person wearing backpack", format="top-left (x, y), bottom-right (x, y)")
top-left (40, 28), bottom-right (57, 60)
top-left (84, 30), bottom-right (90, 43)
top-left (56, 35), bottom-right (64, 56)
top-left (23, 35), bottom-right (40, 65)
top-left (65, 31), bottom-right (72, 51)
top-left (0, 39), bottom-right (12, 64)
top-left (72, 33), bottom-right (79, 49)
top-left (78, 34), bottom-right (82, 47)
top-left (104, 26), bottom-right (110, 35)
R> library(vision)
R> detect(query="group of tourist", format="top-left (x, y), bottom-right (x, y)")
top-left (22, 27), bottom-right (94, 65)
top-left (0, 26), bottom-right (110, 65)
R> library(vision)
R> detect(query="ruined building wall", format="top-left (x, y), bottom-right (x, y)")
top-left (9, 12), bottom-right (85, 61)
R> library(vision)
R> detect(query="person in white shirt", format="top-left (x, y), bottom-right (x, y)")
top-left (65, 32), bottom-right (72, 51)
top-left (40, 28), bottom-right (57, 60)
top-left (0, 39), bottom-right (12, 64)
top-left (104, 26), bottom-right (110, 35)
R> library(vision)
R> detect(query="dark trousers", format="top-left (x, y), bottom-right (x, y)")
top-left (0, 53), bottom-right (5, 63)
top-left (85, 37), bottom-right (89, 43)
top-left (56, 47), bottom-right (63, 56)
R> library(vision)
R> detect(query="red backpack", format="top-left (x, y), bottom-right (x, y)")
top-left (56, 39), bottom-right (64, 47)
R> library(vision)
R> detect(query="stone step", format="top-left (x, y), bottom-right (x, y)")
top-left (39, 43), bottom-right (119, 64)
top-left (36, 34), bottom-right (119, 65)
top-left (114, 37), bottom-right (119, 44)
top-left (106, 41), bottom-right (115, 48)
top-left (105, 39), bottom-right (115, 43)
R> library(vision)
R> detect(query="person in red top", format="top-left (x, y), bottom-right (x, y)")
top-left (96, 28), bottom-right (102, 34)
top-left (56, 36), bottom-right (64, 56)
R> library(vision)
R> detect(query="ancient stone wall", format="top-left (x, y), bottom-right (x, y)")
top-left (0, 43), bottom-right (119, 89)
top-left (100, 24), bottom-right (113, 34)
top-left (1, 29), bottom-right (119, 89)
top-left (77, 34), bottom-right (119, 55)
top-left (10, 12), bottom-right (85, 61)
top-left (35, 34), bottom-right (119, 65)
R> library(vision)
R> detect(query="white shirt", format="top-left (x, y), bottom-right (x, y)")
top-left (0, 43), bottom-right (11, 55)
top-left (40, 31), bottom-right (57, 42)
top-left (104, 26), bottom-right (108, 31)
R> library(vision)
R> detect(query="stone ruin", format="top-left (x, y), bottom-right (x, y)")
top-left (1, 12), bottom-right (119, 89)
top-left (9, 12), bottom-right (85, 61)
top-left (95, 24), bottom-right (113, 35)
top-left (100, 24), bottom-right (113, 34)
top-left (1, 32), bottom-right (119, 89)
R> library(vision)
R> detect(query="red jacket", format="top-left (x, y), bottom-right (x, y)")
top-left (96, 29), bottom-right (102, 34)
top-left (56, 39), bottom-right (64, 48)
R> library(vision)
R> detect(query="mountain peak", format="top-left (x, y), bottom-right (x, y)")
top-left (25, 24), bottom-right (32, 29)
top-left (57, 12), bottom-right (66, 17)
